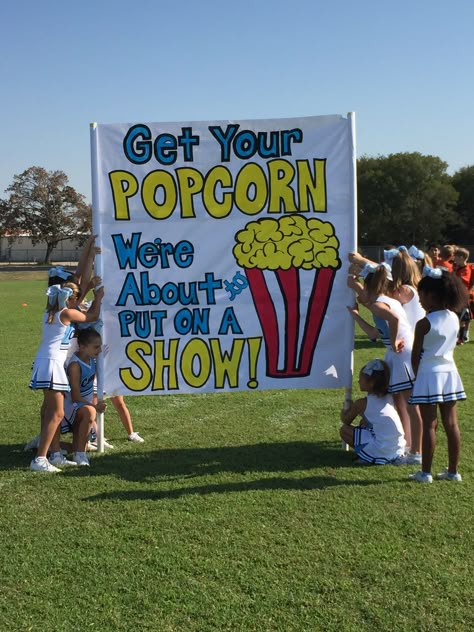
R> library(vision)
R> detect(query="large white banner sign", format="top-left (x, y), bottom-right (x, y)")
top-left (91, 114), bottom-right (356, 396)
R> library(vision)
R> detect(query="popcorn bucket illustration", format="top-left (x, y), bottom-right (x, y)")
top-left (233, 215), bottom-right (340, 378)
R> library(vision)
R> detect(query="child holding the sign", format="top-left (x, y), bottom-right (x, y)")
top-left (340, 359), bottom-right (406, 464)
top-left (29, 283), bottom-right (104, 472)
top-left (347, 263), bottom-right (422, 462)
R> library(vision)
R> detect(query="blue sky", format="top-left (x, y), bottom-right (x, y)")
top-left (1, 0), bottom-right (473, 202)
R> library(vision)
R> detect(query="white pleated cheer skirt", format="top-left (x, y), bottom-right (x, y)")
top-left (29, 358), bottom-right (70, 392)
top-left (410, 370), bottom-right (466, 404)
top-left (384, 348), bottom-right (414, 393)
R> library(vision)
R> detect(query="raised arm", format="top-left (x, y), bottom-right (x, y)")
top-left (75, 235), bottom-right (100, 293)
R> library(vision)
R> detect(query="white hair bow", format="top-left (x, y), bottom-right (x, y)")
top-left (379, 262), bottom-right (393, 280)
top-left (360, 262), bottom-right (393, 281)
top-left (46, 284), bottom-right (73, 309)
top-left (422, 265), bottom-right (442, 279)
top-left (362, 359), bottom-right (385, 375)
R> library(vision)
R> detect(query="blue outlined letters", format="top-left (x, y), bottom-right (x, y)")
top-left (208, 125), bottom-right (303, 162)
top-left (112, 233), bottom-right (194, 270)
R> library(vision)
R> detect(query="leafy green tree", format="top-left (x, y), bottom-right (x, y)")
top-left (0, 166), bottom-right (90, 263)
top-left (450, 165), bottom-right (474, 245)
top-left (357, 152), bottom-right (458, 246)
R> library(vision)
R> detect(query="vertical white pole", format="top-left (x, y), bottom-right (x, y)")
top-left (342, 112), bottom-right (358, 450)
top-left (90, 123), bottom-right (105, 453)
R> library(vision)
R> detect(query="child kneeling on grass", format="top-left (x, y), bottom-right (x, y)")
top-left (340, 359), bottom-right (406, 464)
top-left (60, 327), bottom-right (107, 466)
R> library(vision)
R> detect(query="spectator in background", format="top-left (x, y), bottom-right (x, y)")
top-left (453, 247), bottom-right (472, 344)
top-left (436, 245), bottom-right (455, 272)
top-left (427, 244), bottom-right (440, 267)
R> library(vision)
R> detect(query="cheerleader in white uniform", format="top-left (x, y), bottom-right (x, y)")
top-left (340, 359), bottom-right (406, 463)
top-left (390, 249), bottom-right (426, 329)
top-left (347, 263), bottom-right (422, 460)
top-left (29, 283), bottom-right (104, 472)
top-left (409, 268), bottom-right (467, 483)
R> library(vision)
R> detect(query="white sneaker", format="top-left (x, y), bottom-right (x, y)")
top-left (436, 468), bottom-right (462, 481)
top-left (128, 432), bottom-right (144, 443)
top-left (88, 438), bottom-right (114, 450)
top-left (48, 452), bottom-right (78, 467)
top-left (30, 456), bottom-right (60, 473)
top-left (405, 452), bottom-right (422, 465)
top-left (391, 455), bottom-right (407, 466)
top-left (24, 434), bottom-right (40, 451)
top-left (409, 470), bottom-right (433, 483)
top-left (73, 452), bottom-right (90, 467)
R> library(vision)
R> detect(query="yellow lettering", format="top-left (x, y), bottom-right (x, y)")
top-left (109, 171), bottom-right (139, 220)
top-left (234, 163), bottom-right (268, 215)
top-left (175, 167), bottom-right (203, 218)
top-left (180, 339), bottom-right (211, 388)
top-left (142, 171), bottom-right (177, 219)
top-left (203, 166), bottom-right (233, 218)
top-left (152, 339), bottom-right (179, 390)
top-left (297, 159), bottom-right (327, 212)
top-left (209, 338), bottom-right (245, 388)
top-left (267, 159), bottom-right (297, 213)
top-left (120, 341), bottom-right (153, 391)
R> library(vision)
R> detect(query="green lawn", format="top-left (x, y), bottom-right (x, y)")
top-left (0, 276), bottom-right (473, 631)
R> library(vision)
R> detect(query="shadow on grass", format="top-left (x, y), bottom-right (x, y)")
top-left (85, 472), bottom-right (381, 503)
top-left (83, 440), bottom-right (357, 481)
top-left (74, 441), bottom-right (389, 500)
top-left (0, 443), bottom-right (31, 470)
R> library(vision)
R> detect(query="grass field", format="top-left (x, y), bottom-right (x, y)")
top-left (0, 274), bottom-right (473, 631)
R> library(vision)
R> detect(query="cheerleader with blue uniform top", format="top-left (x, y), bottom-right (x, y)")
top-left (61, 327), bottom-right (106, 466)
top-left (409, 267), bottom-right (467, 483)
top-left (29, 282), bottom-right (104, 472)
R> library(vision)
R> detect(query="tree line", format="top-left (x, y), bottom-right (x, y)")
top-left (0, 155), bottom-right (473, 263)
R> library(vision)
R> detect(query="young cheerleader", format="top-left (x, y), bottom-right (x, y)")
top-left (347, 263), bottom-right (422, 461)
top-left (29, 282), bottom-right (104, 472)
top-left (340, 359), bottom-right (406, 464)
top-left (408, 268), bottom-right (468, 483)
top-left (389, 250), bottom-right (426, 330)
top-left (61, 327), bottom-right (107, 466)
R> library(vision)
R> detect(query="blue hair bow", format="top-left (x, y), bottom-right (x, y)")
top-left (408, 245), bottom-right (424, 260)
top-left (383, 249), bottom-right (399, 263)
top-left (422, 265), bottom-right (442, 279)
top-left (362, 359), bottom-right (385, 375)
top-left (48, 266), bottom-right (73, 280)
top-left (383, 246), bottom-right (407, 263)
top-left (359, 262), bottom-right (378, 279)
top-left (78, 319), bottom-right (103, 334)
top-left (46, 284), bottom-right (73, 309)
